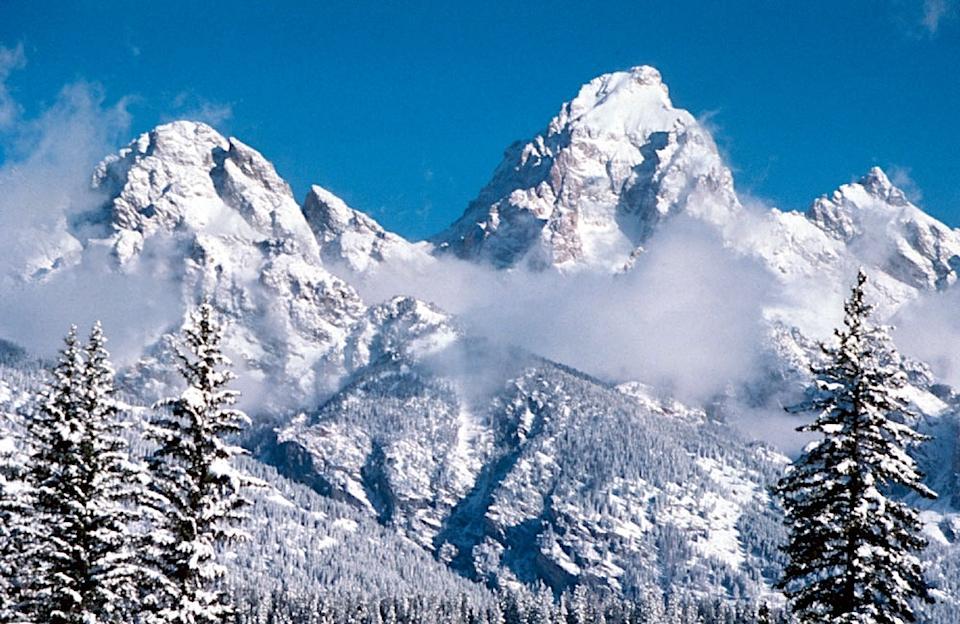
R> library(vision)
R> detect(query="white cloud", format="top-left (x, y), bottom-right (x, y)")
top-left (887, 165), bottom-right (923, 203)
top-left (922, 0), bottom-right (954, 33)
top-left (0, 81), bottom-right (131, 278)
top-left (351, 217), bottom-right (779, 405)
top-left (895, 287), bottom-right (960, 387)
top-left (0, 43), bottom-right (26, 129)
top-left (167, 92), bottom-right (233, 127)
top-left (0, 56), bottom-right (187, 361)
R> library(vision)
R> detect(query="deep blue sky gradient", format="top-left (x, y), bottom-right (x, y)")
top-left (1, 1), bottom-right (958, 238)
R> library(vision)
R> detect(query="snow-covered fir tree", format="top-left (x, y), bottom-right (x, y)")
top-left (0, 408), bottom-right (31, 623)
top-left (775, 270), bottom-right (936, 624)
top-left (144, 303), bottom-right (257, 624)
top-left (78, 322), bottom-right (152, 621)
top-left (18, 323), bottom-right (145, 624)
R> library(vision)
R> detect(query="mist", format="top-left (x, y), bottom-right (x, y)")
top-left (0, 48), bottom-right (184, 362)
top-left (350, 217), bottom-right (780, 406)
top-left (895, 286), bottom-right (960, 388)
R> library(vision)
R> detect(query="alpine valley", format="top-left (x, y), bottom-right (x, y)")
top-left (2, 66), bottom-right (960, 621)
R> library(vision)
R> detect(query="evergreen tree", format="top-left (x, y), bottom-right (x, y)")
top-left (755, 602), bottom-right (772, 624)
top-left (145, 303), bottom-right (257, 624)
top-left (0, 410), bottom-right (31, 623)
top-left (79, 322), bottom-right (152, 621)
top-left (638, 586), bottom-right (666, 624)
top-left (775, 270), bottom-right (936, 624)
top-left (20, 323), bottom-right (145, 624)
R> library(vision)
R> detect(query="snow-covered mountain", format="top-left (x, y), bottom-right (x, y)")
top-left (434, 66), bottom-right (740, 271)
top-left (1, 65), bottom-right (960, 617)
top-left (39, 121), bottom-right (367, 410)
top-left (807, 166), bottom-right (960, 292)
top-left (275, 299), bottom-right (786, 597)
top-left (419, 67), bottom-right (960, 436)
top-left (429, 66), bottom-right (960, 323)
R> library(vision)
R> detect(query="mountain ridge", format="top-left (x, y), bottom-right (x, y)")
top-left (1, 66), bottom-right (959, 617)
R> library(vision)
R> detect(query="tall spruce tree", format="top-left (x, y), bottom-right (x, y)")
top-left (775, 270), bottom-right (936, 624)
top-left (145, 303), bottom-right (256, 624)
top-left (21, 323), bottom-right (145, 624)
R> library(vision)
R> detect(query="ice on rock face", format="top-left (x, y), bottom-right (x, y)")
top-left (434, 66), bottom-right (742, 271)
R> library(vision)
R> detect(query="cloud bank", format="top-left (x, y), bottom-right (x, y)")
top-left (351, 217), bottom-right (780, 406)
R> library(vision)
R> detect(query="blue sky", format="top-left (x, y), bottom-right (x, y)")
top-left (0, 1), bottom-right (958, 239)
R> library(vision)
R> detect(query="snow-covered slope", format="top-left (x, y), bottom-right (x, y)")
top-left (276, 303), bottom-right (787, 598)
top-left (269, 296), bottom-right (960, 609)
top-left (302, 185), bottom-right (432, 276)
top-left (234, 455), bottom-right (497, 608)
top-left (434, 66), bottom-right (741, 271)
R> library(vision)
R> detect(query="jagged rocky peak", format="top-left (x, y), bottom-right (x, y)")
top-left (91, 120), bottom-right (318, 264)
top-left (807, 166), bottom-right (960, 291)
top-left (434, 65), bottom-right (741, 271)
top-left (81, 121), bottom-right (367, 409)
top-left (807, 167), bottom-right (907, 241)
top-left (859, 166), bottom-right (911, 205)
top-left (303, 185), bottom-right (369, 237)
top-left (302, 185), bottom-right (430, 274)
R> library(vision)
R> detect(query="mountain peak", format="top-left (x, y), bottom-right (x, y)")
top-left (857, 166), bottom-right (909, 206)
top-left (434, 66), bottom-right (739, 270)
top-left (302, 185), bottom-right (430, 274)
top-left (90, 119), bottom-right (317, 261)
top-left (303, 185), bottom-right (377, 237)
top-left (808, 167), bottom-right (914, 237)
top-left (573, 65), bottom-right (669, 106)
top-left (149, 118), bottom-right (224, 141)
top-left (85, 122), bottom-right (367, 406)
top-left (861, 165), bottom-right (892, 188)
top-left (556, 65), bottom-right (679, 140)
top-left (806, 168), bottom-right (960, 291)
top-left (124, 120), bottom-right (228, 168)
top-left (627, 64), bottom-right (665, 85)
